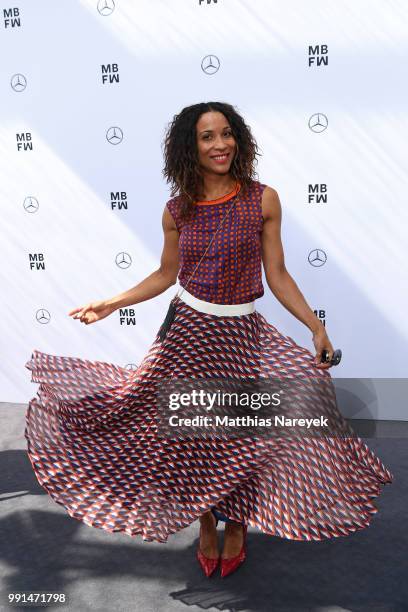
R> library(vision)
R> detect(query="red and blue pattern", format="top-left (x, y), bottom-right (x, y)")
top-left (166, 180), bottom-right (265, 304)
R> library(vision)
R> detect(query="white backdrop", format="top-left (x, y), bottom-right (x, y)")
top-left (1, 0), bottom-right (407, 419)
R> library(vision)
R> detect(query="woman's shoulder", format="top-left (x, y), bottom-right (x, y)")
top-left (165, 193), bottom-right (182, 209)
top-left (165, 194), bottom-right (188, 232)
top-left (249, 178), bottom-right (278, 198)
top-left (245, 179), bottom-right (275, 203)
top-left (245, 180), bottom-right (280, 221)
top-left (165, 194), bottom-right (183, 219)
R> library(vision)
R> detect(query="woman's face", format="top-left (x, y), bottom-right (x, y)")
top-left (195, 111), bottom-right (237, 175)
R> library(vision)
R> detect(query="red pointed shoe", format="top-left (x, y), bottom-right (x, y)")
top-left (197, 510), bottom-right (220, 578)
top-left (220, 524), bottom-right (247, 578)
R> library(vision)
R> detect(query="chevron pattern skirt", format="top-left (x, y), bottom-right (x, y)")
top-left (24, 295), bottom-right (393, 543)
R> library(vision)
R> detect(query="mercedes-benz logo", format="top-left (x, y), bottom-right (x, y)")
top-left (36, 309), bottom-right (51, 324)
top-left (201, 55), bottom-right (220, 75)
top-left (23, 196), bottom-right (39, 213)
top-left (97, 0), bottom-right (115, 16)
top-left (308, 249), bottom-right (327, 267)
top-left (115, 252), bottom-right (132, 269)
top-left (106, 126), bottom-right (123, 145)
top-left (11, 73), bottom-right (27, 92)
top-left (308, 113), bottom-right (328, 133)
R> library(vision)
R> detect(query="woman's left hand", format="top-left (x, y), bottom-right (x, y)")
top-left (312, 326), bottom-right (335, 369)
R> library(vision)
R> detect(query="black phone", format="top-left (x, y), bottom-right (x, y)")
top-left (321, 349), bottom-right (342, 365)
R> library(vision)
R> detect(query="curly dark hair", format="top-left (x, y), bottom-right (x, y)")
top-left (162, 101), bottom-right (261, 220)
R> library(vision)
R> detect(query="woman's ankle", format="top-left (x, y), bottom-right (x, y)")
top-left (200, 510), bottom-right (215, 525)
top-left (222, 522), bottom-right (244, 558)
top-left (199, 511), bottom-right (219, 557)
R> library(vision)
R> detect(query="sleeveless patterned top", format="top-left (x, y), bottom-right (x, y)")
top-left (166, 179), bottom-right (267, 305)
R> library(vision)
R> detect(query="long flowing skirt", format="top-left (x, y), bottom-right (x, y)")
top-left (24, 295), bottom-right (393, 543)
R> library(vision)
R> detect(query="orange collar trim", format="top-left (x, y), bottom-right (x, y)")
top-left (195, 182), bottom-right (241, 206)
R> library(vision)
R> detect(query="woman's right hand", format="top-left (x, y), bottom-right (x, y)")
top-left (68, 300), bottom-right (115, 325)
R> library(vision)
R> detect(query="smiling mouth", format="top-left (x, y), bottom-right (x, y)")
top-left (211, 153), bottom-right (230, 162)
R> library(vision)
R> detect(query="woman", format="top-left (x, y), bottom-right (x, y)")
top-left (25, 101), bottom-right (393, 579)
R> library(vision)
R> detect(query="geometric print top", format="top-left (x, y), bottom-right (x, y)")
top-left (166, 178), bottom-right (267, 304)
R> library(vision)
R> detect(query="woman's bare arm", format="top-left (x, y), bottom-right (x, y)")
top-left (68, 206), bottom-right (180, 324)
top-left (261, 186), bottom-right (323, 334)
top-left (261, 186), bottom-right (336, 368)
top-left (105, 206), bottom-right (180, 311)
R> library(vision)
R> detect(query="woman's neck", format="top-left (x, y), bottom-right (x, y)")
top-left (197, 176), bottom-right (237, 201)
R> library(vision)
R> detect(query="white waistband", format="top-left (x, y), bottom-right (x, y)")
top-left (176, 286), bottom-right (255, 316)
